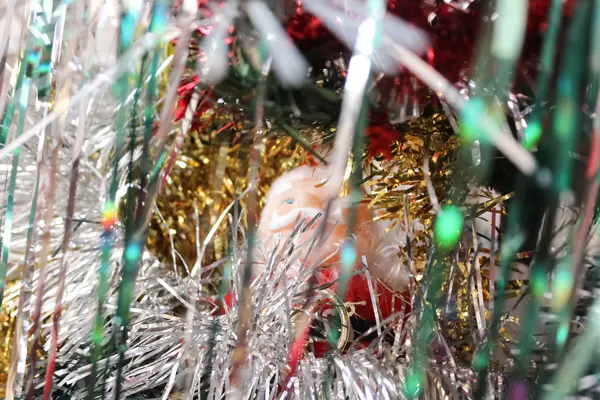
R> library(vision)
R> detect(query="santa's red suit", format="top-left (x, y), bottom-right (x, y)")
top-left (213, 269), bottom-right (410, 357)
top-left (211, 164), bottom-right (411, 355)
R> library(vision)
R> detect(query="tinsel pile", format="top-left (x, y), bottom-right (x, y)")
top-left (0, 0), bottom-right (599, 399)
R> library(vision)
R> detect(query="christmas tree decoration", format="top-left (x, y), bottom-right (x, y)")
top-left (147, 122), bottom-right (313, 271)
top-left (1, 0), bottom-right (600, 399)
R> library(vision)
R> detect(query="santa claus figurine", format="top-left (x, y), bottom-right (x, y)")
top-left (250, 165), bottom-right (410, 351)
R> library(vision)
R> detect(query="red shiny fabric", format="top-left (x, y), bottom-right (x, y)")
top-left (213, 267), bottom-right (410, 357)
top-left (316, 267), bottom-right (410, 323)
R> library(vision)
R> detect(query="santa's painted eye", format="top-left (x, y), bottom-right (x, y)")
top-left (283, 199), bottom-right (294, 205)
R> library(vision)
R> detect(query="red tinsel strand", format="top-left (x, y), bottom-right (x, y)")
top-left (286, 0), bottom-right (577, 84)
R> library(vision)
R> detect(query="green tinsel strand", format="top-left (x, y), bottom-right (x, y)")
top-left (523, 0), bottom-right (565, 150)
top-left (111, 1), bottom-right (168, 398)
top-left (88, 1), bottom-right (141, 397)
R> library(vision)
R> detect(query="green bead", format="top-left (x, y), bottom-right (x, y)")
top-left (460, 98), bottom-right (487, 144)
top-left (405, 371), bottom-right (422, 397)
top-left (523, 119), bottom-right (542, 150)
top-left (554, 98), bottom-right (575, 140)
top-left (551, 264), bottom-right (573, 310)
top-left (473, 352), bottom-right (488, 370)
top-left (91, 326), bottom-right (103, 344)
top-left (531, 267), bottom-right (547, 299)
top-left (340, 242), bottom-right (357, 270)
top-left (434, 205), bottom-right (464, 251)
top-left (556, 320), bottom-right (569, 347)
top-left (125, 242), bottom-right (141, 263)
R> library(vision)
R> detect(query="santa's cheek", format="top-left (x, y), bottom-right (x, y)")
top-left (259, 210), bottom-right (282, 236)
top-left (303, 195), bottom-right (325, 210)
top-left (276, 203), bottom-right (296, 214)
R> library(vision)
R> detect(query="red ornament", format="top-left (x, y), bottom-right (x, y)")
top-left (366, 111), bottom-right (402, 160)
top-left (366, 125), bottom-right (400, 160)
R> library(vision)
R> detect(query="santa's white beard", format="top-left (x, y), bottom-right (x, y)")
top-left (267, 204), bottom-right (345, 232)
top-left (269, 207), bottom-right (323, 231)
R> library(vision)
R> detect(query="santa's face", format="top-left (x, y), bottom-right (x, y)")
top-left (257, 166), bottom-right (373, 267)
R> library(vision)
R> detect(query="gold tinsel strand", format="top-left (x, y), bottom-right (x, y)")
top-left (147, 117), bottom-right (316, 272)
top-left (149, 107), bottom-right (466, 271)
top-left (0, 310), bottom-right (15, 397)
top-left (0, 280), bottom-right (48, 394)
top-left (364, 111), bottom-right (460, 271)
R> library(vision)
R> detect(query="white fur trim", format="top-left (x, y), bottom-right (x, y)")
top-left (366, 222), bottom-right (410, 292)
